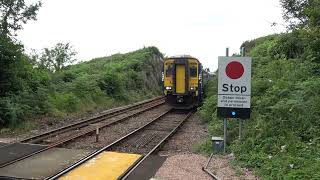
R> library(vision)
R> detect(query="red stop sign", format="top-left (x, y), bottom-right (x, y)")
top-left (225, 61), bottom-right (244, 79)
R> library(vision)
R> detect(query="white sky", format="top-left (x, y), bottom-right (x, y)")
top-left (18, 0), bottom-right (286, 71)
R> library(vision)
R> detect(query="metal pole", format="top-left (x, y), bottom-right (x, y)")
top-left (96, 126), bottom-right (99, 142)
top-left (241, 46), bottom-right (245, 57)
top-left (226, 47), bottom-right (229, 57)
top-left (223, 118), bottom-right (227, 153)
top-left (239, 120), bottom-right (242, 140)
top-left (224, 47), bottom-right (229, 153)
top-left (238, 47), bottom-right (245, 141)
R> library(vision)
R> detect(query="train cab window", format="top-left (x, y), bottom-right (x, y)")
top-left (165, 64), bottom-right (173, 77)
top-left (190, 66), bottom-right (197, 77)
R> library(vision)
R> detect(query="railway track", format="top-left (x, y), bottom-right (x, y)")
top-left (22, 97), bottom-right (165, 146)
top-left (48, 108), bottom-right (195, 179)
top-left (0, 97), bottom-right (165, 168)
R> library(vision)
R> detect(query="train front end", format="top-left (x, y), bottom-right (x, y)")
top-left (162, 56), bottom-right (203, 109)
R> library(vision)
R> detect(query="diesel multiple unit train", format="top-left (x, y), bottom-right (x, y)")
top-left (162, 55), bottom-right (203, 109)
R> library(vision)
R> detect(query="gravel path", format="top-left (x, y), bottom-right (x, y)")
top-left (207, 154), bottom-right (258, 180)
top-left (155, 154), bottom-right (212, 180)
top-left (158, 113), bottom-right (208, 155)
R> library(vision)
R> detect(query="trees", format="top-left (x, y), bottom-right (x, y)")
top-left (39, 43), bottom-right (77, 72)
top-left (280, 0), bottom-right (320, 29)
top-left (280, 0), bottom-right (320, 63)
top-left (0, 0), bottom-right (42, 36)
top-left (0, 0), bottom-right (42, 95)
top-left (0, 35), bottom-right (24, 96)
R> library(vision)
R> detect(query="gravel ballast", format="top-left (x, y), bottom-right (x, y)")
top-left (63, 104), bottom-right (171, 150)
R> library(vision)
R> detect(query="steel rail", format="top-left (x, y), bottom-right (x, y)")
top-left (119, 110), bottom-right (195, 180)
top-left (0, 98), bottom-right (165, 168)
top-left (45, 100), bottom-right (165, 147)
top-left (46, 109), bottom-right (173, 180)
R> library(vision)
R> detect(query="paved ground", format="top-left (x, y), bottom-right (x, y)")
top-left (0, 147), bottom-right (92, 179)
top-left (126, 155), bottom-right (167, 180)
top-left (0, 143), bottom-right (47, 167)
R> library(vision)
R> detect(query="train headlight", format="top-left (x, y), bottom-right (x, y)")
top-left (165, 86), bottom-right (172, 90)
top-left (190, 87), bottom-right (197, 91)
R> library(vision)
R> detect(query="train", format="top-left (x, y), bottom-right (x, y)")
top-left (162, 55), bottom-right (203, 109)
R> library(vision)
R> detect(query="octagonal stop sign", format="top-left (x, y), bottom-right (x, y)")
top-left (217, 56), bottom-right (252, 119)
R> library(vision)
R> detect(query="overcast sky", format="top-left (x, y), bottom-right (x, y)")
top-left (19, 0), bottom-right (286, 71)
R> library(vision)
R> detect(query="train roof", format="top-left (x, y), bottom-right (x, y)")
top-left (165, 55), bottom-right (200, 63)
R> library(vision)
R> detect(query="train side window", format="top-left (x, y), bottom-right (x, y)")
top-left (190, 66), bottom-right (197, 77)
top-left (166, 64), bottom-right (173, 77)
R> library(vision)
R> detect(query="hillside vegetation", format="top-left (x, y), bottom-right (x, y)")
top-left (0, 1), bottom-right (164, 129)
top-left (199, 1), bottom-right (320, 178)
top-left (0, 46), bottom-right (163, 127)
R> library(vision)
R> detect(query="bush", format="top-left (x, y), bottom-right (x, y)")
top-left (98, 71), bottom-right (125, 99)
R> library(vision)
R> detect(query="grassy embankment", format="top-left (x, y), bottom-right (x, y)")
top-left (0, 47), bottom-right (163, 131)
top-left (198, 34), bottom-right (320, 179)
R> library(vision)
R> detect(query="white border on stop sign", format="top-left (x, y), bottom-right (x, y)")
top-left (218, 56), bottom-right (251, 96)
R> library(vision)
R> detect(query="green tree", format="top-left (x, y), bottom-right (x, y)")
top-left (0, 0), bottom-right (42, 36)
top-left (39, 43), bottom-right (77, 72)
top-left (280, 0), bottom-right (320, 29)
top-left (0, 35), bottom-right (24, 96)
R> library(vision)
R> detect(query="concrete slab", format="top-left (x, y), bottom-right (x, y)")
top-left (126, 155), bottom-right (167, 180)
top-left (60, 151), bottom-right (142, 180)
top-left (0, 143), bottom-right (47, 167)
top-left (0, 148), bottom-right (92, 179)
top-left (0, 142), bottom-right (7, 147)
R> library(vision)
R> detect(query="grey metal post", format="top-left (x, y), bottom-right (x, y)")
top-left (224, 119), bottom-right (227, 153)
top-left (223, 47), bottom-right (229, 153)
top-left (241, 46), bottom-right (245, 57)
top-left (238, 47), bottom-right (245, 140)
top-left (96, 126), bottom-right (99, 142)
top-left (226, 47), bottom-right (229, 58)
top-left (239, 120), bottom-right (242, 140)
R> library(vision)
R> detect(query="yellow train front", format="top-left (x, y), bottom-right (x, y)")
top-left (162, 55), bottom-right (203, 109)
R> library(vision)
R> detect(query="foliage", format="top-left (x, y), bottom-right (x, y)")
top-left (39, 43), bottom-right (77, 72)
top-left (280, 0), bottom-right (320, 29)
top-left (200, 2), bottom-right (320, 177)
top-left (0, 0), bottom-right (42, 36)
top-left (200, 32), bottom-right (320, 178)
top-left (0, 35), bottom-right (24, 95)
top-left (0, 46), bottom-right (163, 126)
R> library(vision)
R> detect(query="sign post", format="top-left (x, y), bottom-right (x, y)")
top-left (218, 49), bottom-right (251, 153)
top-left (239, 47), bottom-right (246, 140)
top-left (223, 48), bottom-right (229, 153)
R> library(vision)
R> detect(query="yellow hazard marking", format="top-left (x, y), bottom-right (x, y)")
top-left (59, 151), bottom-right (141, 180)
